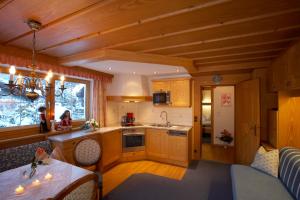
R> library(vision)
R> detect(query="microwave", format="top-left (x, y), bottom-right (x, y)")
top-left (153, 91), bottom-right (171, 105)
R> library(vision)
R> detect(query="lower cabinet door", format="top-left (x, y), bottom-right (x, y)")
top-left (168, 135), bottom-right (187, 162)
top-left (101, 130), bottom-right (122, 167)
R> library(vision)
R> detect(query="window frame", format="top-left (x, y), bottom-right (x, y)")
top-left (0, 67), bottom-right (91, 134)
top-left (51, 75), bottom-right (90, 124)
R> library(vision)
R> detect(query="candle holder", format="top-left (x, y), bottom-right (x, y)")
top-left (55, 85), bottom-right (67, 97)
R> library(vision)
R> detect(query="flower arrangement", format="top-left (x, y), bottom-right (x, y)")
top-left (24, 147), bottom-right (50, 178)
top-left (84, 119), bottom-right (99, 131)
top-left (218, 129), bottom-right (233, 144)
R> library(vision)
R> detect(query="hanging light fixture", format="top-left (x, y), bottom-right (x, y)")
top-left (1, 19), bottom-right (66, 101)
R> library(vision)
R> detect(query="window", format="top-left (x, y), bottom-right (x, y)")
top-left (0, 73), bottom-right (45, 128)
top-left (54, 80), bottom-right (86, 121)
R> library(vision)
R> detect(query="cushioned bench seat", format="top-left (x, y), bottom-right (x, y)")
top-left (231, 165), bottom-right (293, 200)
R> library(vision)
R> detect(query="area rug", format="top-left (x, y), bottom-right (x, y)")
top-left (104, 160), bottom-right (233, 200)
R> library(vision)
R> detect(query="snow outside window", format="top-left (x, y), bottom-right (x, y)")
top-left (54, 80), bottom-right (86, 121)
top-left (0, 73), bottom-right (45, 128)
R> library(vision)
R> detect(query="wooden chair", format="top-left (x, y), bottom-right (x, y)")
top-left (48, 173), bottom-right (98, 200)
top-left (73, 138), bottom-right (102, 199)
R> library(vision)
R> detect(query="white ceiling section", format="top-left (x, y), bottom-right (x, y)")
top-left (80, 60), bottom-right (188, 76)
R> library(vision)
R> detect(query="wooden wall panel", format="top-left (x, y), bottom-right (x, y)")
top-left (277, 91), bottom-right (300, 148)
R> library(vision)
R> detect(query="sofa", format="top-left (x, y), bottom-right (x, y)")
top-left (231, 147), bottom-right (300, 200)
top-left (0, 140), bottom-right (53, 173)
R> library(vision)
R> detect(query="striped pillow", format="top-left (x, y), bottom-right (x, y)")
top-left (279, 147), bottom-right (300, 200)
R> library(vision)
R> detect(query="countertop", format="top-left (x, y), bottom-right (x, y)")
top-left (48, 124), bottom-right (192, 142)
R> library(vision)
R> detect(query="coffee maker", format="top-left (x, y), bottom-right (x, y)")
top-left (121, 112), bottom-right (135, 126)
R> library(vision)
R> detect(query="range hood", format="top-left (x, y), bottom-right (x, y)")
top-left (106, 74), bottom-right (152, 102)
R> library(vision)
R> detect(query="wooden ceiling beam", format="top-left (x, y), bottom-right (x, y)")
top-left (193, 61), bottom-right (271, 75)
top-left (0, 0), bottom-right (13, 10)
top-left (169, 37), bottom-right (298, 57)
top-left (59, 49), bottom-right (197, 73)
top-left (195, 55), bottom-right (278, 66)
top-left (38, 0), bottom-right (230, 52)
top-left (2, 0), bottom-right (114, 44)
top-left (103, 9), bottom-right (300, 50)
top-left (137, 25), bottom-right (300, 53)
top-left (191, 48), bottom-right (284, 60)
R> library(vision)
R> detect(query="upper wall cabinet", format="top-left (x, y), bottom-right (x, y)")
top-left (152, 78), bottom-right (191, 107)
top-left (269, 41), bottom-right (300, 91)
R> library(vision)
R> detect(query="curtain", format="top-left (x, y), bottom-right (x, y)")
top-left (92, 78), bottom-right (110, 127)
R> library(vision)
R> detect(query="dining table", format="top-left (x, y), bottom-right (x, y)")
top-left (0, 159), bottom-right (93, 200)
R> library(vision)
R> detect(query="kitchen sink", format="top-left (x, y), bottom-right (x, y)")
top-left (149, 124), bottom-right (183, 129)
top-left (149, 123), bottom-right (171, 128)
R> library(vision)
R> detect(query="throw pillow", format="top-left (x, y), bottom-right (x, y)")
top-left (251, 146), bottom-right (279, 177)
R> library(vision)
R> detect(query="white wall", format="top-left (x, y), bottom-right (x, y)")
top-left (213, 86), bottom-right (235, 146)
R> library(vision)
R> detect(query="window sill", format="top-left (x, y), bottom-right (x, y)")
top-left (0, 124), bottom-right (39, 133)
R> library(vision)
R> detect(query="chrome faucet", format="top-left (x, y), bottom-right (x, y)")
top-left (160, 111), bottom-right (170, 127)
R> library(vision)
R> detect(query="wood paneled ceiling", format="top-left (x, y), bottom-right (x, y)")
top-left (1, 0), bottom-right (300, 74)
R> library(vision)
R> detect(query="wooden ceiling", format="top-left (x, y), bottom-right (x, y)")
top-left (0, 0), bottom-right (300, 74)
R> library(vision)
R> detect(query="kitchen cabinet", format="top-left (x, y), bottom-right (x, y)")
top-left (146, 128), bottom-right (188, 166)
top-left (171, 79), bottom-right (191, 107)
top-left (152, 78), bottom-right (191, 107)
top-left (152, 81), bottom-right (171, 92)
top-left (100, 130), bottom-right (122, 170)
top-left (146, 129), bottom-right (168, 159)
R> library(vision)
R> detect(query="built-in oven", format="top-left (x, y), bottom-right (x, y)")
top-left (153, 91), bottom-right (171, 105)
top-left (122, 128), bottom-right (145, 152)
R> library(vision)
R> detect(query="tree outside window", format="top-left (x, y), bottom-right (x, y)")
top-left (0, 73), bottom-right (45, 128)
top-left (54, 80), bottom-right (86, 121)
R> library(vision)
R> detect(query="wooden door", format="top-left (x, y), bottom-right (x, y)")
top-left (168, 135), bottom-right (187, 162)
top-left (171, 79), bottom-right (190, 107)
top-left (101, 130), bottom-right (122, 167)
top-left (235, 79), bottom-right (260, 165)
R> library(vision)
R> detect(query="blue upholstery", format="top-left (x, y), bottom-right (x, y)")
top-left (231, 165), bottom-right (293, 200)
top-left (279, 147), bottom-right (300, 200)
top-left (0, 140), bottom-right (53, 172)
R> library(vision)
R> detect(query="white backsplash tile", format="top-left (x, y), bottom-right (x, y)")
top-left (106, 101), bottom-right (192, 126)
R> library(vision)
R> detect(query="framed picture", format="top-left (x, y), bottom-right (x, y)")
top-left (221, 93), bottom-right (232, 107)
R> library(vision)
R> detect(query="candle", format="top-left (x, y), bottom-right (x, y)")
top-left (45, 76), bottom-right (50, 87)
top-left (32, 179), bottom-right (40, 186)
top-left (47, 70), bottom-right (53, 79)
top-left (15, 185), bottom-right (24, 195)
top-left (17, 74), bottom-right (23, 85)
top-left (9, 65), bottom-right (16, 81)
top-left (44, 173), bottom-right (52, 180)
top-left (60, 75), bottom-right (65, 87)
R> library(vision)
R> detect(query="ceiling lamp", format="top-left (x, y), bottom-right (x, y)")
top-left (1, 19), bottom-right (66, 101)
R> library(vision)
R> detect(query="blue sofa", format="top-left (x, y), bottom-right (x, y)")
top-left (231, 147), bottom-right (300, 200)
top-left (0, 140), bottom-right (53, 173)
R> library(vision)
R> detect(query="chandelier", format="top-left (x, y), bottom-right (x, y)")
top-left (1, 19), bottom-right (66, 101)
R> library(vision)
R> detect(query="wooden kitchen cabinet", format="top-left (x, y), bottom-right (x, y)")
top-left (152, 81), bottom-right (171, 92)
top-left (171, 79), bottom-right (191, 107)
top-left (168, 135), bottom-right (187, 162)
top-left (152, 78), bottom-right (191, 107)
top-left (100, 130), bottom-right (122, 170)
top-left (146, 129), bottom-right (168, 159)
top-left (146, 128), bottom-right (189, 167)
